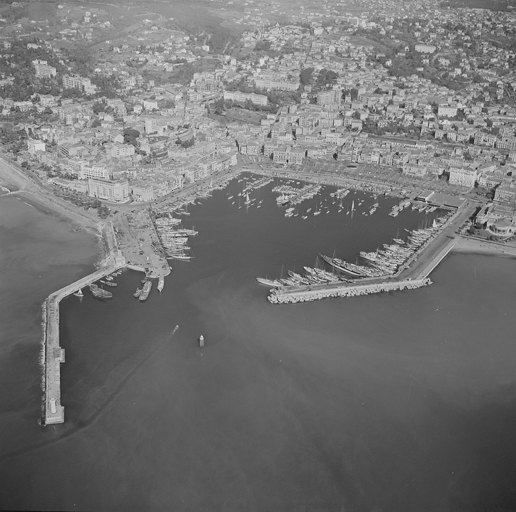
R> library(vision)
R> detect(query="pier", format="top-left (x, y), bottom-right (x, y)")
top-left (42, 221), bottom-right (126, 426)
top-left (42, 264), bottom-right (124, 425)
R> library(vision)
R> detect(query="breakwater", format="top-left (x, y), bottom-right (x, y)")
top-left (268, 277), bottom-right (432, 304)
top-left (41, 264), bottom-right (124, 425)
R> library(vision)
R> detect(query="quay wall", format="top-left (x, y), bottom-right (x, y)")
top-left (269, 278), bottom-right (432, 304)
top-left (41, 263), bottom-right (124, 426)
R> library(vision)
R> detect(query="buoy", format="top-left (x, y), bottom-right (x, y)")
top-left (199, 335), bottom-right (204, 348)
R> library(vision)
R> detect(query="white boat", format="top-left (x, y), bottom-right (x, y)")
top-left (256, 277), bottom-right (281, 287)
top-left (157, 277), bottom-right (164, 292)
top-left (73, 289), bottom-right (83, 297)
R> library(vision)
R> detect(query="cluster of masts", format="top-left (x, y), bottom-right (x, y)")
top-left (330, 188), bottom-right (350, 200)
top-left (242, 177), bottom-right (273, 194)
top-left (274, 183), bottom-right (322, 206)
top-left (257, 212), bottom-right (454, 289)
top-left (154, 214), bottom-right (197, 260)
top-left (389, 198), bottom-right (438, 217)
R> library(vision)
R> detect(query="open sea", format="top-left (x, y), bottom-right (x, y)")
top-left (1, 177), bottom-right (516, 512)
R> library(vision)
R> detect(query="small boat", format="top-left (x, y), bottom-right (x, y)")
top-left (157, 277), bottom-right (164, 292)
top-left (133, 288), bottom-right (142, 298)
top-left (199, 335), bottom-right (204, 348)
top-left (73, 289), bottom-right (83, 297)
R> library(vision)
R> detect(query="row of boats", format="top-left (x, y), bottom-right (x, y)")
top-left (322, 215), bottom-right (452, 278)
top-left (243, 176), bottom-right (273, 194)
top-left (389, 199), bottom-right (438, 217)
top-left (133, 276), bottom-right (165, 300)
top-left (76, 269), bottom-right (125, 300)
top-left (72, 268), bottom-right (166, 302)
top-left (257, 265), bottom-right (351, 288)
top-left (153, 214), bottom-right (198, 260)
top-left (257, 212), bottom-right (454, 288)
top-left (274, 183), bottom-right (322, 206)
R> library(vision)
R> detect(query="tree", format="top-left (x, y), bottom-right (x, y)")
top-left (300, 67), bottom-right (314, 85)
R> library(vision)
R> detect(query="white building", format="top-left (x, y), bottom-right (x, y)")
top-left (223, 91), bottom-right (268, 106)
top-left (88, 178), bottom-right (130, 202)
top-left (27, 139), bottom-right (45, 154)
top-left (449, 167), bottom-right (477, 187)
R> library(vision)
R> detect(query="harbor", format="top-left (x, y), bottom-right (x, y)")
top-left (39, 170), bottom-right (479, 426)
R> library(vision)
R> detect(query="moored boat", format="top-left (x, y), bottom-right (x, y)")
top-left (139, 280), bottom-right (152, 301)
top-left (89, 284), bottom-right (113, 300)
top-left (256, 277), bottom-right (281, 287)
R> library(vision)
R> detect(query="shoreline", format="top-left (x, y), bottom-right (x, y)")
top-left (0, 156), bottom-right (100, 231)
top-left (452, 236), bottom-right (516, 258)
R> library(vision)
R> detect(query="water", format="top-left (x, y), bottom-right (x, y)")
top-left (1, 180), bottom-right (516, 511)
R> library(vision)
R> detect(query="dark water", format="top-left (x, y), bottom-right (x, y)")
top-left (1, 179), bottom-right (516, 512)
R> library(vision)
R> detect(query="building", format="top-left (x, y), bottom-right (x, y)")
top-left (437, 105), bottom-right (458, 118)
top-left (494, 180), bottom-right (516, 203)
top-left (223, 91), bottom-right (268, 106)
top-left (317, 89), bottom-right (341, 106)
top-left (402, 164), bottom-right (427, 178)
top-left (33, 59), bottom-right (57, 78)
top-left (62, 75), bottom-right (96, 95)
top-left (415, 44), bottom-right (436, 54)
top-left (254, 78), bottom-right (299, 91)
top-left (81, 165), bottom-right (110, 180)
top-left (88, 178), bottom-right (129, 202)
top-left (448, 167), bottom-right (477, 187)
top-left (273, 146), bottom-right (305, 164)
top-left (106, 143), bottom-right (135, 158)
top-left (131, 183), bottom-right (154, 202)
top-left (27, 139), bottom-right (46, 154)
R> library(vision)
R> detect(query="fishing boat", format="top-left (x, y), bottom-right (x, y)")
top-left (139, 280), bottom-right (152, 302)
top-left (256, 277), bottom-right (281, 287)
top-left (89, 284), bottom-right (113, 300)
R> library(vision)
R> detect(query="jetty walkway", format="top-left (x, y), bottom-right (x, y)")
top-left (42, 221), bottom-right (127, 426)
top-left (42, 264), bottom-right (125, 425)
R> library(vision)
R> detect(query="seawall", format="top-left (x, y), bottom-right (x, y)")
top-left (41, 264), bottom-right (125, 425)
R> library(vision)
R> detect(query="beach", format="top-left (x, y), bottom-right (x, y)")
top-left (0, 154), bottom-right (100, 231)
top-left (453, 235), bottom-right (516, 257)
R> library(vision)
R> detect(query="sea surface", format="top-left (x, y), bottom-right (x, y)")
top-left (1, 178), bottom-right (516, 512)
